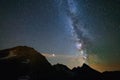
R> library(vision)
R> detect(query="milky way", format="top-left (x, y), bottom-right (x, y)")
top-left (54, 0), bottom-right (120, 71)
top-left (66, 0), bottom-right (89, 64)
top-left (0, 0), bottom-right (120, 71)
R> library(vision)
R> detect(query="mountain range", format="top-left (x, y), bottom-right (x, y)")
top-left (0, 46), bottom-right (119, 80)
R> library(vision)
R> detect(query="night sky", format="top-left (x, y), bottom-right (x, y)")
top-left (0, 0), bottom-right (120, 72)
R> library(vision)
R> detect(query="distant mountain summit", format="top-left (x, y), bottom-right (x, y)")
top-left (0, 46), bottom-right (52, 80)
top-left (72, 63), bottom-right (102, 80)
top-left (0, 46), bottom-right (120, 80)
top-left (53, 63), bottom-right (71, 71)
top-left (0, 46), bottom-right (48, 61)
top-left (0, 46), bottom-right (51, 67)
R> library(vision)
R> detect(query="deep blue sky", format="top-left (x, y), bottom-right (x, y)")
top-left (0, 0), bottom-right (77, 54)
top-left (0, 0), bottom-right (120, 71)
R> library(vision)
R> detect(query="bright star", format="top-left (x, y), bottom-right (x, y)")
top-left (52, 54), bottom-right (55, 57)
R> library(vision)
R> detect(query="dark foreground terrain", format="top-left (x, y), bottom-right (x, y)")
top-left (0, 46), bottom-right (119, 80)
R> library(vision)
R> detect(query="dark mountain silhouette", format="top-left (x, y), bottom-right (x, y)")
top-left (0, 46), bottom-right (52, 80)
top-left (102, 71), bottom-right (120, 80)
top-left (53, 64), bottom-right (74, 80)
top-left (0, 46), bottom-right (120, 80)
top-left (72, 63), bottom-right (102, 80)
